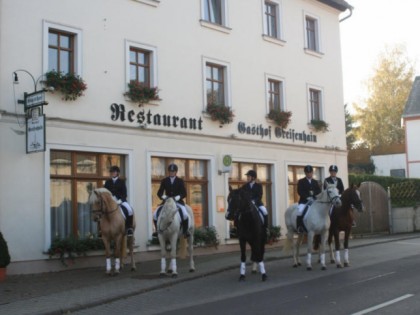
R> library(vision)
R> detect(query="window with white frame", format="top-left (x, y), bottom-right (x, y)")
top-left (202, 0), bottom-right (227, 26)
top-left (125, 41), bottom-right (158, 88)
top-left (267, 77), bottom-right (284, 111)
top-left (309, 87), bottom-right (322, 120)
top-left (304, 14), bottom-right (320, 52)
top-left (203, 58), bottom-right (230, 108)
top-left (43, 21), bottom-right (82, 75)
top-left (264, 1), bottom-right (280, 39)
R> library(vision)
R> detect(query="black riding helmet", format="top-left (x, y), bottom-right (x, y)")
top-left (109, 165), bottom-right (120, 173)
top-left (245, 170), bottom-right (257, 178)
top-left (168, 163), bottom-right (178, 172)
top-left (304, 165), bottom-right (313, 173)
top-left (329, 165), bottom-right (338, 172)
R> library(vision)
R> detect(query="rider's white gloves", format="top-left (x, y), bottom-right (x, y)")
top-left (117, 199), bottom-right (122, 205)
top-left (307, 197), bottom-right (314, 202)
top-left (174, 195), bottom-right (180, 201)
top-left (161, 194), bottom-right (167, 200)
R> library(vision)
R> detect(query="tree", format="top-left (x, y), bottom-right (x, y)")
top-left (345, 104), bottom-right (356, 149)
top-left (353, 45), bottom-right (415, 149)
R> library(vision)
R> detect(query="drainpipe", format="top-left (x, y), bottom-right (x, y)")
top-left (339, 6), bottom-right (353, 23)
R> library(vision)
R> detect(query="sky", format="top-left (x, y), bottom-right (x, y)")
top-left (339, 0), bottom-right (420, 109)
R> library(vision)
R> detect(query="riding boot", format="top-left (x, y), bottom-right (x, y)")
top-left (263, 214), bottom-right (269, 241)
top-left (152, 220), bottom-right (158, 237)
top-left (97, 222), bottom-right (102, 238)
top-left (126, 215), bottom-right (134, 237)
top-left (182, 218), bottom-right (190, 238)
top-left (296, 215), bottom-right (305, 234)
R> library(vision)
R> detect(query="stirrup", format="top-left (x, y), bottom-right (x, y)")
top-left (126, 228), bottom-right (134, 237)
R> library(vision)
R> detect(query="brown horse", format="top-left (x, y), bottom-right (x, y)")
top-left (89, 188), bottom-right (136, 275)
top-left (328, 184), bottom-right (363, 268)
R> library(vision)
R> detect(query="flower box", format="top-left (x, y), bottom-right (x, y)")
top-left (267, 109), bottom-right (292, 128)
top-left (124, 81), bottom-right (159, 106)
top-left (45, 70), bottom-right (87, 101)
top-left (205, 104), bottom-right (234, 126)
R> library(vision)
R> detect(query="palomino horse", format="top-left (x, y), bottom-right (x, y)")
top-left (284, 184), bottom-right (341, 270)
top-left (89, 188), bottom-right (136, 275)
top-left (328, 184), bottom-right (363, 267)
top-left (226, 187), bottom-right (267, 281)
top-left (157, 197), bottom-right (195, 277)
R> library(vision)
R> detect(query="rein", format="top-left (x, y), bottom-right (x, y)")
top-left (91, 194), bottom-right (119, 219)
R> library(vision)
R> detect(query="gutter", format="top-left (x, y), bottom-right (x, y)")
top-left (339, 5), bottom-right (353, 22)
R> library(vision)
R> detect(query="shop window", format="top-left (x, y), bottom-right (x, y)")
top-left (151, 157), bottom-right (209, 232)
top-left (50, 150), bottom-right (125, 240)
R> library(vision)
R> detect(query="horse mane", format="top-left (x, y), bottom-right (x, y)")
top-left (88, 187), bottom-right (115, 209)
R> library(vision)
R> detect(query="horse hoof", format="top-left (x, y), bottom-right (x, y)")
top-left (167, 269), bottom-right (173, 274)
top-left (189, 268), bottom-right (195, 273)
top-left (306, 267), bottom-right (312, 271)
top-left (262, 274), bottom-right (267, 281)
top-left (171, 273), bottom-right (178, 278)
top-left (239, 275), bottom-right (246, 281)
top-left (336, 264), bottom-right (343, 269)
top-left (131, 267), bottom-right (136, 272)
top-left (298, 262), bottom-right (302, 266)
top-left (321, 266), bottom-right (327, 271)
top-left (252, 270), bottom-right (257, 274)
top-left (330, 260), bottom-right (336, 264)
top-left (344, 263), bottom-right (350, 267)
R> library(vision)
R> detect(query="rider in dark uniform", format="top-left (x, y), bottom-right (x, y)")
top-left (153, 163), bottom-right (190, 238)
top-left (104, 165), bottom-right (134, 236)
top-left (241, 170), bottom-right (268, 229)
top-left (296, 165), bottom-right (321, 233)
top-left (323, 165), bottom-right (344, 194)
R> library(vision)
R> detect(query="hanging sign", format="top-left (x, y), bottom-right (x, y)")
top-left (26, 112), bottom-right (46, 153)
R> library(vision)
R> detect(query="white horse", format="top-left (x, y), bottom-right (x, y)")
top-left (284, 184), bottom-right (342, 270)
top-left (157, 197), bottom-right (195, 277)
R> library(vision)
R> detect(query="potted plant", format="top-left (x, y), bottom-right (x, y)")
top-left (0, 232), bottom-right (11, 281)
top-left (205, 103), bottom-right (234, 126)
top-left (267, 109), bottom-right (292, 128)
top-left (124, 81), bottom-right (159, 106)
top-left (309, 119), bottom-right (329, 133)
top-left (266, 225), bottom-right (281, 245)
top-left (45, 70), bottom-right (87, 101)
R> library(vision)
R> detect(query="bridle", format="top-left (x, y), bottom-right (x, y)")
top-left (91, 193), bottom-right (119, 222)
top-left (157, 198), bottom-right (177, 234)
top-left (325, 187), bottom-right (341, 205)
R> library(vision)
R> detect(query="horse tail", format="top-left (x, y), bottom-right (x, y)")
top-left (283, 231), bottom-right (293, 252)
top-left (121, 235), bottom-right (127, 258)
top-left (313, 234), bottom-right (321, 251)
top-left (179, 237), bottom-right (187, 259)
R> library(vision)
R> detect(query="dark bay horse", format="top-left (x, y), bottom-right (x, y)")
top-left (89, 188), bottom-right (136, 275)
top-left (226, 186), bottom-right (267, 281)
top-left (328, 184), bottom-right (363, 267)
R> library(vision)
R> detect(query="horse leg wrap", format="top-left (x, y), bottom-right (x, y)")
top-left (240, 262), bottom-right (246, 275)
top-left (320, 253), bottom-right (325, 266)
top-left (115, 258), bottom-right (120, 271)
top-left (106, 258), bottom-right (111, 272)
top-left (160, 258), bottom-right (166, 273)
top-left (335, 251), bottom-right (341, 264)
top-left (306, 253), bottom-right (312, 266)
top-left (171, 258), bottom-right (177, 274)
top-left (344, 249), bottom-right (349, 263)
top-left (259, 262), bottom-right (266, 275)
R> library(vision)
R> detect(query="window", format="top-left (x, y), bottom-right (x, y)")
top-left (203, 58), bottom-right (231, 108)
top-left (288, 165), bottom-right (321, 205)
top-left (305, 14), bottom-right (320, 52)
top-left (264, 1), bottom-right (280, 38)
top-left (43, 21), bottom-right (82, 75)
top-left (50, 150), bottom-right (126, 240)
top-left (267, 78), bottom-right (284, 111)
top-left (309, 87), bottom-right (322, 120)
top-left (126, 41), bottom-right (158, 88)
top-left (203, 0), bottom-right (224, 25)
top-left (151, 157), bottom-right (209, 229)
top-left (130, 47), bottom-right (151, 86)
top-left (228, 162), bottom-right (272, 237)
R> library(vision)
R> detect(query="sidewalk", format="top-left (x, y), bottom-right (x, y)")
top-left (0, 233), bottom-right (418, 315)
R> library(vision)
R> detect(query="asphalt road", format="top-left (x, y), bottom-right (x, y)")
top-left (73, 238), bottom-right (420, 315)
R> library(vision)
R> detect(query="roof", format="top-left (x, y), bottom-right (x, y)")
top-left (403, 76), bottom-right (420, 118)
top-left (317, 0), bottom-right (353, 11)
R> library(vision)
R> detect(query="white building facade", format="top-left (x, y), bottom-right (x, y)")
top-left (0, 0), bottom-right (351, 273)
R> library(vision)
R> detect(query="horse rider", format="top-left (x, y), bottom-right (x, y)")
top-left (242, 170), bottom-right (268, 230)
top-left (296, 165), bottom-right (321, 233)
top-left (324, 164), bottom-right (355, 226)
top-left (104, 165), bottom-right (134, 236)
top-left (323, 165), bottom-right (344, 194)
top-left (153, 163), bottom-right (190, 238)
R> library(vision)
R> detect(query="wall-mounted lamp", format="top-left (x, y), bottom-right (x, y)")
top-left (139, 123), bottom-right (148, 129)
